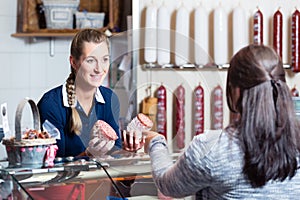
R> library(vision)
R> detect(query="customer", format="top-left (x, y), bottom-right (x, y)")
top-left (143, 44), bottom-right (300, 199)
top-left (38, 28), bottom-right (142, 158)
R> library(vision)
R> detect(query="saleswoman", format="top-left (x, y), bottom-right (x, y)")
top-left (38, 28), bottom-right (142, 158)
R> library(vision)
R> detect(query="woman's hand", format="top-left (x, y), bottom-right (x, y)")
top-left (143, 130), bottom-right (161, 153)
top-left (122, 130), bottom-right (145, 152)
top-left (86, 137), bottom-right (115, 157)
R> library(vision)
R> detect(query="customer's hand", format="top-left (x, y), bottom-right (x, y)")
top-left (122, 130), bottom-right (145, 152)
top-left (143, 130), bottom-right (161, 153)
top-left (86, 137), bottom-right (115, 157)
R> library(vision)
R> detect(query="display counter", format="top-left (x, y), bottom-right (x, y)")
top-left (0, 151), bottom-right (180, 200)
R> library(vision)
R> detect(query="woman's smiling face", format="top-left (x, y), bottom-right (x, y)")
top-left (74, 41), bottom-right (110, 89)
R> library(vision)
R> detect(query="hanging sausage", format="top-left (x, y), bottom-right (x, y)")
top-left (291, 9), bottom-right (300, 72)
top-left (157, 84), bottom-right (167, 139)
top-left (157, 4), bottom-right (171, 67)
top-left (194, 4), bottom-right (209, 66)
top-left (273, 9), bottom-right (283, 59)
top-left (212, 85), bottom-right (223, 130)
top-left (233, 5), bottom-right (247, 55)
top-left (175, 6), bottom-right (189, 67)
top-left (253, 8), bottom-right (263, 45)
top-left (144, 4), bottom-right (157, 64)
top-left (194, 84), bottom-right (204, 135)
top-left (175, 85), bottom-right (185, 149)
top-left (213, 4), bottom-right (228, 65)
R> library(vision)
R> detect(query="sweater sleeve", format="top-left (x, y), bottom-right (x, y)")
top-left (149, 130), bottom-right (222, 198)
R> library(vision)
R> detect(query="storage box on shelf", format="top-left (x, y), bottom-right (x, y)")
top-left (75, 12), bottom-right (105, 29)
top-left (12, 0), bottom-right (121, 38)
top-left (43, 0), bottom-right (80, 29)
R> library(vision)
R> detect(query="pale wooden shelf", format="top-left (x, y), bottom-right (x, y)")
top-left (11, 29), bottom-right (80, 38)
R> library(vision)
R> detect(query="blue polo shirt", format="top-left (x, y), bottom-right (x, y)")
top-left (37, 84), bottom-right (122, 157)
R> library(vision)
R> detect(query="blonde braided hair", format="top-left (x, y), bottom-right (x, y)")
top-left (66, 67), bottom-right (81, 134)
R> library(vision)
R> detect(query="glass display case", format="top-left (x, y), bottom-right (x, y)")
top-left (0, 150), bottom-right (176, 199)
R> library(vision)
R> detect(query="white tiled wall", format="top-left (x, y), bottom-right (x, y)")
top-left (0, 0), bottom-right (72, 159)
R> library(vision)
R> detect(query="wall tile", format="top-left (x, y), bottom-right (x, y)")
top-left (29, 53), bottom-right (48, 88)
top-left (11, 53), bottom-right (30, 88)
top-left (0, 53), bottom-right (12, 89)
top-left (0, 0), bottom-right (16, 17)
top-left (45, 53), bottom-right (70, 88)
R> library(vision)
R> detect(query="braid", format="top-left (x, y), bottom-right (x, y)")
top-left (66, 70), bottom-right (82, 135)
top-left (66, 72), bottom-right (76, 107)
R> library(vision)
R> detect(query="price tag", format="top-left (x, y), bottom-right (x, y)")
top-left (1, 103), bottom-right (10, 134)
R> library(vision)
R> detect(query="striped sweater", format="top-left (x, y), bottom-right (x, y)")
top-left (148, 130), bottom-right (300, 199)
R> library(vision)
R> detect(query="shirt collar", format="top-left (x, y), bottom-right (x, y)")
top-left (62, 83), bottom-right (105, 107)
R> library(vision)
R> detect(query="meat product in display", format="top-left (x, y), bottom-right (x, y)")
top-left (254, 8), bottom-right (263, 45)
top-left (157, 85), bottom-right (167, 139)
top-left (194, 5), bottom-right (209, 66)
top-left (212, 85), bottom-right (223, 130)
top-left (194, 84), bottom-right (204, 135)
top-left (144, 4), bottom-right (157, 64)
top-left (292, 9), bottom-right (300, 72)
top-left (213, 5), bottom-right (228, 65)
top-left (233, 5), bottom-right (247, 55)
top-left (273, 9), bottom-right (283, 59)
top-left (175, 6), bottom-right (189, 66)
top-left (175, 85), bottom-right (185, 149)
top-left (157, 5), bottom-right (170, 66)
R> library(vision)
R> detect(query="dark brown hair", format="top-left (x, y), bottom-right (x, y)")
top-left (226, 44), bottom-right (300, 187)
top-left (66, 28), bottom-right (109, 134)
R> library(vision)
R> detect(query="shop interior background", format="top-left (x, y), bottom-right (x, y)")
top-left (1, 0), bottom-right (300, 159)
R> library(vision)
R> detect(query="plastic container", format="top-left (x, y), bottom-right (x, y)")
top-left (127, 113), bottom-right (153, 132)
top-left (43, 0), bottom-right (79, 29)
top-left (75, 11), bottom-right (105, 29)
top-left (90, 120), bottom-right (118, 142)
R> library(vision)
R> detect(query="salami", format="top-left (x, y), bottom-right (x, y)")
top-left (144, 4), bottom-right (157, 64)
top-left (157, 85), bottom-right (167, 139)
top-left (213, 5), bottom-right (228, 65)
top-left (175, 85), bottom-right (185, 149)
top-left (157, 4), bottom-right (170, 66)
top-left (254, 8), bottom-right (263, 45)
top-left (273, 9), bottom-right (283, 59)
top-left (175, 6), bottom-right (189, 66)
top-left (194, 84), bottom-right (204, 135)
top-left (194, 5), bottom-right (209, 66)
top-left (127, 113), bottom-right (153, 132)
top-left (92, 120), bottom-right (118, 141)
top-left (233, 5), bottom-right (247, 55)
top-left (212, 85), bottom-right (223, 130)
top-left (292, 9), bottom-right (300, 72)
